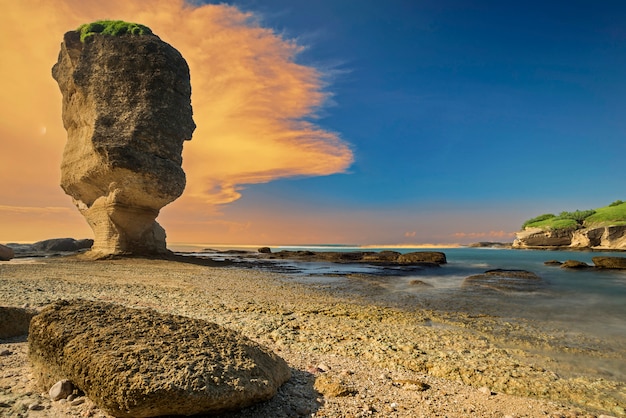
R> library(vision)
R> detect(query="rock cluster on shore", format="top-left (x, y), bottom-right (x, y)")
top-left (543, 255), bottom-right (626, 270)
top-left (52, 22), bottom-right (195, 257)
top-left (28, 299), bottom-right (290, 417)
top-left (261, 249), bottom-right (447, 266)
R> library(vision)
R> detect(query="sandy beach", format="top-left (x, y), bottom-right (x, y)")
top-left (1, 255), bottom-right (624, 417)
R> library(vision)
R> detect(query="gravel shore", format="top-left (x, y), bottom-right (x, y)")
top-left (1, 256), bottom-right (624, 417)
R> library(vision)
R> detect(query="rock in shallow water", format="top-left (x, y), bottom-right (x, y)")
top-left (29, 300), bottom-right (290, 417)
top-left (592, 256), bottom-right (626, 269)
top-left (462, 269), bottom-right (544, 292)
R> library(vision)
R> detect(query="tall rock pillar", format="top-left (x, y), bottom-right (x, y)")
top-left (52, 22), bottom-right (195, 257)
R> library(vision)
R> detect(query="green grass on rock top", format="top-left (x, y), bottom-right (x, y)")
top-left (77, 20), bottom-right (153, 42)
top-left (521, 200), bottom-right (626, 230)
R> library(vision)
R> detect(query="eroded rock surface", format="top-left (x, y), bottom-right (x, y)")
top-left (513, 225), bottom-right (626, 250)
top-left (593, 256), bottom-right (626, 269)
top-left (0, 307), bottom-right (37, 338)
top-left (463, 269), bottom-right (544, 292)
top-left (29, 300), bottom-right (290, 417)
top-left (52, 26), bottom-right (195, 257)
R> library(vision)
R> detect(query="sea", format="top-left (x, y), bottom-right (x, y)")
top-left (171, 243), bottom-right (626, 380)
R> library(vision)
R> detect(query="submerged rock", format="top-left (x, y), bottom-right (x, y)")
top-left (463, 269), bottom-right (544, 292)
top-left (52, 22), bottom-right (195, 257)
top-left (29, 300), bottom-right (290, 417)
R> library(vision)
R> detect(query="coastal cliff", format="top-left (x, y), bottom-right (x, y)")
top-left (513, 201), bottom-right (626, 250)
top-left (513, 225), bottom-right (626, 250)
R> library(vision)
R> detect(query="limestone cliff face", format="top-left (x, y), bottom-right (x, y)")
top-left (513, 225), bottom-right (626, 250)
top-left (52, 29), bottom-right (195, 256)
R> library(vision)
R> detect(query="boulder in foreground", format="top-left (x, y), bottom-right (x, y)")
top-left (29, 300), bottom-right (290, 417)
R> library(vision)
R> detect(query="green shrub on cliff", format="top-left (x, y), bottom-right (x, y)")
top-left (585, 201), bottom-right (626, 226)
top-left (521, 213), bottom-right (555, 229)
top-left (522, 201), bottom-right (626, 230)
top-left (77, 20), bottom-right (153, 42)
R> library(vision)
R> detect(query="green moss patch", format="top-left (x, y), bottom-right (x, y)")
top-left (77, 20), bottom-right (153, 42)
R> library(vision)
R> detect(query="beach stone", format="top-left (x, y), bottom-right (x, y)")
top-left (560, 260), bottom-right (590, 269)
top-left (462, 269), bottom-right (543, 292)
top-left (0, 306), bottom-right (37, 338)
top-left (49, 379), bottom-right (74, 401)
top-left (52, 23), bottom-right (195, 257)
top-left (544, 260), bottom-right (563, 266)
top-left (258, 247), bottom-right (272, 254)
top-left (0, 244), bottom-right (14, 261)
top-left (314, 374), bottom-right (356, 397)
top-left (28, 299), bottom-right (290, 417)
top-left (592, 256), bottom-right (626, 269)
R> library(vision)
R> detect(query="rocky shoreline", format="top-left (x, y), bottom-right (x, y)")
top-left (1, 255), bottom-right (625, 417)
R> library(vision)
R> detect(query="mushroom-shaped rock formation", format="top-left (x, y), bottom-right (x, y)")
top-left (52, 21), bottom-right (195, 257)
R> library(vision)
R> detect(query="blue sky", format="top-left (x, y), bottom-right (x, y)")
top-left (2, 0), bottom-right (624, 245)
top-left (195, 0), bottom-right (626, 243)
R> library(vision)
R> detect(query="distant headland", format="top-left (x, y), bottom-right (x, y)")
top-left (513, 200), bottom-right (626, 250)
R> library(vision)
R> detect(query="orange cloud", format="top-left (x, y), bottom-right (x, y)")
top-left (0, 0), bottom-right (352, 241)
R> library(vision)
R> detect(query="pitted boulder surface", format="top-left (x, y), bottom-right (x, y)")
top-left (28, 299), bottom-right (290, 417)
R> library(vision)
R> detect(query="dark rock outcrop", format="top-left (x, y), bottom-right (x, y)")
top-left (31, 238), bottom-right (93, 252)
top-left (266, 250), bottom-right (446, 266)
top-left (0, 307), bottom-right (37, 338)
top-left (463, 269), bottom-right (544, 292)
top-left (52, 24), bottom-right (195, 257)
top-left (560, 260), bottom-right (591, 269)
top-left (29, 300), bottom-right (290, 417)
top-left (592, 256), bottom-right (626, 269)
top-left (5, 238), bottom-right (93, 258)
top-left (0, 244), bottom-right (14, 261)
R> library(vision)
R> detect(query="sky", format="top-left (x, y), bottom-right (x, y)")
top-left (1, 0), bottom-right (625, 246)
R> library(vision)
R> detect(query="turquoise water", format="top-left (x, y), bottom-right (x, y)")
top-left (172, 243), bottom-right (626, 347)
top-left (274, 246), bottom-right (626, 338)
top-left (172, 244), bottom-right (626, 381)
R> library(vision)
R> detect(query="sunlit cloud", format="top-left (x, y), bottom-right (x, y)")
top-left (0, 0), bottom-right (353, 241)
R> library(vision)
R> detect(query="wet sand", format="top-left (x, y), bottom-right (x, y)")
top-left (0, 255), bottom-right (624, 417)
